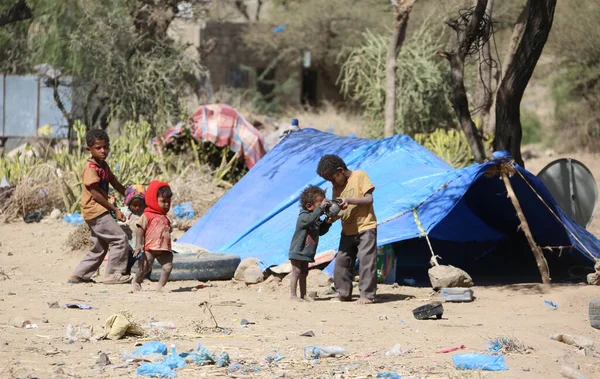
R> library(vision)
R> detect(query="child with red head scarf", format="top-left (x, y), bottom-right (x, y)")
top-left (133, 181), bottom-right (173, 292)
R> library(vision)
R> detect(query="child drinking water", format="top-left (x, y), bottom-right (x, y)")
top-left (132, 181), bottom-right (173, 293)
top-left (288, 185), bottom-right (332, 301)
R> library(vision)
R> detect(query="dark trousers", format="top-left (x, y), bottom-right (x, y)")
top-left (333, 228), bottom-right (377, 300)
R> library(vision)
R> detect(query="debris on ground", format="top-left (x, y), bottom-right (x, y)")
top-left (487, 336), bottom-right (533, 354)
top-left (436, 344), bottom-right (465, 354)
top-left (300, 330), bottom-right (315, 337)
top-left (65, 223), bottom-right (93, 250)
top-left (550, 333), bottom-right (598, 350)
top-left (66, 303), bottom-right (93, 310)
top-left (102, 313), bottom-right (145, 340)
top-left (544, 300), bottom-right (559, 309)
top-left (182, 344), bottom-right (230, 367)
top-left (66, 323), bottom-right (94, 343)
top-left (452, 353), bottom-right (508, 371)
top-left (96, 352), bottom-right (111, 366)
top-left (560, 365), bottom-right (586, 379)
top-left (265, 349), bottom-right (284, 363)
top-left (385, 344), bottom-right (405, 357)
top-left (304, 346), bottom-right (346, 361)
top-left (377, 372), bottom-right (403, 379)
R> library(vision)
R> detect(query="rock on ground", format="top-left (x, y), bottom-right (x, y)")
top-left (243, 264), bottom-right (265, 285)
top-left (428, 264), bottom-right (473, 291)
top-left (307, 269), bottom-right (333, 287)
top-left (234, 257), bottom-right (260, 281)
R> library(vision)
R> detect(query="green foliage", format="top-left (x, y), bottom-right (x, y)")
top-left (0, 0), bottom-right (204, 127)
top-left (339, 25), bottom-right (455, 138)
top-left (520, 108), bottom-right (541, 145)
top-left (547, 0), bottom-right (600, 150)
top-left (414, 128), bottom-right (473, 168)
top-left (214, 54), bottom-right (299, 115)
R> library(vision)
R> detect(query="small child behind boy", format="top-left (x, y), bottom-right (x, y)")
top-left (132, 181), bottom-right (174, 293)
top-left (288, 185), bottom-right (332, 301)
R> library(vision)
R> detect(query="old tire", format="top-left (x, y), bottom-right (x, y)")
top-left (150, 253), bottom-right (241, 282)
top-left (590, 298), bottom-right (600, 330)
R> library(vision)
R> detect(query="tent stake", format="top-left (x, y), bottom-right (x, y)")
top-left (500, 167), bottom-right (551, 286)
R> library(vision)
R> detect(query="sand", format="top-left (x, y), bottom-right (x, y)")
top-left (0, 153), bottom-right (599, 378)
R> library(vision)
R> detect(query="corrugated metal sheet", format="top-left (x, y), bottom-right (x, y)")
top-left (0, 74), bottom-right (72, 138)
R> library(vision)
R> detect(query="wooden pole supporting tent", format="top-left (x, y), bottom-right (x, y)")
top-left (498, 161), bottom-right (552, 285)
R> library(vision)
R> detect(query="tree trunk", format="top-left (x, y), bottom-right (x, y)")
top-left (494, 0), bottom-right (557, 168)
top-left (478, 0), bottom-right (495, 136)
top-left (485, 4), bottom-right (528, 136)
top-left (383, 0), bottom-right (415, 138)
top-left (0, 0), bottom-right (32, 28)
top-left (440, 0), bottom-right (488, 162)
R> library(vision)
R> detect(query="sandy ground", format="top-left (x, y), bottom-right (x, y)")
top-left (1, 154), bottom-right (600, 379)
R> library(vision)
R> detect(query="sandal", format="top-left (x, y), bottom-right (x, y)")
top-left (67, 276), bottom-right (95, 284)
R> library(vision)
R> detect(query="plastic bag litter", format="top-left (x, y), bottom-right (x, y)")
top-left (64, 212), bottom-right (84, 226)
top-left (377, 372), bottom-right (403, 379)
top-left (452, 353), bottom-right (508, 371)
top-left (385, 344), bottom-right (405, 357)
top-left (163, 345), bottom-right (186, 369)
top-left (133, 342), bottom-right (168, 356)
top-left (266, 349), bottom-right (284, 362)
top-left (183, 344), bottom-right (230, 367)
top-left (304, 346), bottom-right (346, 360)
top-left (135, 362), bottom-right (176, 378)
top-left (173, 203), bottom-right (194, 219)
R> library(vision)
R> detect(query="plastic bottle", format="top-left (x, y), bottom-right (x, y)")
top-left (560, 365), bottom-right (586, 379)
top-left (318, 346), bottom-right (346, 357)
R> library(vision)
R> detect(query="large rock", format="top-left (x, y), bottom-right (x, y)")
top-left (307, 269), bottom-right (333, 287)
top-left (234, 257), bottom-right (260, 281)
top-left (243, 264), bottom-right (265, 285)
top-left (428, 265), bottom-right (473, 291)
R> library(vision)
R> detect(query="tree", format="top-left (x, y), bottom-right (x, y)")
top-left (340, 25), bottom-right (454, 138)
top-left (0, 0), bottom-right (207, 131)
top-left (384, 0), bottom-right (416, 138)
top-left (243, 0), bottom-right (390, 105)
top-left (438, 0), bottom-right (489, 163)
top-left (493, 0), bottom-right (557, 167)
top-left (483, 3), bottom-right (528, 137)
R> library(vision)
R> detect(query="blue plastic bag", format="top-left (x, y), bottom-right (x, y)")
top-left (377, 372), bottom-right (403, 379)
top-left (64, 212), bottom-right (84, 226)
top-left (133, 342), bottom-right (168, 356)
top-left (135, 362), bottom-right (176, 378)
top-left (163, 351), bottom-right (186, 369)
top-left (173, 202), bottom-right (195, 220)
top-left (184, 344), bottom-right (229, 367)
top-left (452, 353), bottom-right (508, 371)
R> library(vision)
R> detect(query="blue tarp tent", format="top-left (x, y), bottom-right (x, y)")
top-left (178, 129), bottom-right (600, 275)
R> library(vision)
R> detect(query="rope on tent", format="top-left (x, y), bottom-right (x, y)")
top-left (513, 168), bottom-right (599, 263)
top-left (412, 208), bottom-right (440, 266)
top-left (499, 161), bottom-right (551, 285)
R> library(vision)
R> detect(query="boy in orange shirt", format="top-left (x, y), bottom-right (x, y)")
top-left (317, 154), bottom-right (377, 304)
top-left (68, 129), bottom-right (131, 284)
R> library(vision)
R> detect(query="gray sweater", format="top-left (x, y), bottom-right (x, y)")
top-left (288, 207), bottom-right (332, 262)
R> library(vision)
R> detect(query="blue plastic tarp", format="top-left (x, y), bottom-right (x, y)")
top-left (179, 129), bottom-right (600, 274)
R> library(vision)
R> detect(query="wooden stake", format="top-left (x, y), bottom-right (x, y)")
top-left (501, 169), bottom-right (551, 285)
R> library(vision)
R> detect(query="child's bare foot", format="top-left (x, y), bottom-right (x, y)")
top-left (301, 295), bottom-right (315, 302)
top-left (355, 297), bottom-right (374, 305)
top-left (290, 295), bottom-right (303, 302)
top-left (156, 286), bottom-right (172, 293)
top-left (132, 282), bottom-right (142, 292)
